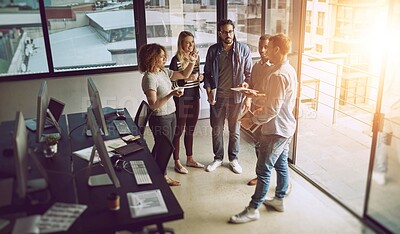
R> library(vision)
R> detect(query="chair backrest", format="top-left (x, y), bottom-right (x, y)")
top-left (134, 100), bottom-right (151, 136)
top-left (151, 134), bottom-right (174, 175)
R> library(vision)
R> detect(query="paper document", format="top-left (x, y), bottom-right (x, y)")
top-left (127, 189), bottom-right (168, 218)
top-left (104, 138), bottom-right (127, 150)
top-left (11, 203), bottom-right (87, 234)
top-left (73, 138), bottom-right (124, 162)
top-left (73, 146), bottom-right (115, 163)
top-left (38, 203), bottom-right (87, 233)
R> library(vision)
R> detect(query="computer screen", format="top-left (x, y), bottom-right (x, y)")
top-left (86, 107), bottom-right (120, 188)
top-left (87, 77), bottom-right (109, 136)
top-left (36, 80), bottom-right (62, 142)
top-left (36, 80), bottom-right (49, 142)
top-left (13, 111), bottom-right (48, 199)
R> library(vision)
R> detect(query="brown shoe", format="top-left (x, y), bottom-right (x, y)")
top-left (186, 161), bottom-right (205, 168)
top-left (165, 176), bottom-right (181, 186)
top-left (247, 177), bottom-right (257, 186)
top-left (175, 165), bottom-right (188, 174)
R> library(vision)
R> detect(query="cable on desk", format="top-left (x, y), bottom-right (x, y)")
top-left (68, 122), bottom-right (87, 138)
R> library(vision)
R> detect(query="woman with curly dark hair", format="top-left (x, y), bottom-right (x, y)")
top-left (138, 43), bottom-right (198, 186)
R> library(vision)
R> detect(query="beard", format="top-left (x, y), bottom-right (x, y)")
top-left (222, 37), bottom-right (233, 45)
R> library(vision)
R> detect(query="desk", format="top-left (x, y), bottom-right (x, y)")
top-left (67, 110), bottom-right (184, 233)
top-left (0, 115), bottom-right (77, 233)
top-left (0, 108), bottom-right (183, 233)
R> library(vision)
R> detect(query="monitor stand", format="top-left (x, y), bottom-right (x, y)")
top-left (87, 146), bottom-right (112, 187)
top-left (27, 178), bottom-right (48, 192)
top-left (23, 149), bottom-right (49, 197)
top-left (38, 109), bottom-right (62, 143)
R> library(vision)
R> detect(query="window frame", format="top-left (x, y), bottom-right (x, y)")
top-left (0, 1), bottom-right (266, 82)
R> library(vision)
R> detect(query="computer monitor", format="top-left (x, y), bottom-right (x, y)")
top-left (13, 111), bottom-right (48, 199)
top-left (36, 80), bottom-right (62, 142)
top-left (86, 107), bottom-right (120, 188)
top-left (87, 77), bottom-right (109, 136)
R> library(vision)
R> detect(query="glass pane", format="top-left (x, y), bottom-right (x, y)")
top-left (44, 1), bottom-right (136, 72)
top-left (0, 1), bottom-right (49, 77)
top-left (296, 0), bottom-right (390, 216)
top-left (227, 0), bottom-right (262, 58)
top-left (145, 1), bottom-right (217, 64)
top-left (367, 2), bottom-right (400, 232)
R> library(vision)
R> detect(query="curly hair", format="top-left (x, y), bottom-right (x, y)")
top-left (138, 43), bottom-right (167, 73)
top-left (175, 31), bottom-right (199, 69)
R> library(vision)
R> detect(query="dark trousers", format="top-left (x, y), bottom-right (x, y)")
top-left (173, 99), bottom-right (200, 160)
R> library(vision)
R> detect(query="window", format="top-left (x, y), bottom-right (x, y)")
top-left (145, 1), bottom-right (217, 64)
top-left (227, 0), bottom-right (262, 57)
top-left (0, 1), bottom-right (49, 76)
top-left (317, 12), bottom-right (325, 35)
top-left (305, 10), bottom-right (312, 33)
top-left (44, 1), bottom-right (136, 73)
top-left (315, 43), bottom-right (322, 52)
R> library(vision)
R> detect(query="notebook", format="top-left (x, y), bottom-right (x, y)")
top-left (113, 142), bottom-right (144, 156)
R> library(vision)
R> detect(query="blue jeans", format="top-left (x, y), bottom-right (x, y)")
top-left (249, 135), bottom-right (291, 209)
top-left (210, 97), bottom-right (241, 161)
top-left (375, 131), bottom-right (391, 173)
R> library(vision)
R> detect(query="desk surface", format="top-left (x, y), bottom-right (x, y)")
top-left (67, 110), bottom-right (183, 233)
top-left (0, 108), bottom-right (183, 233)
top-left (0, 115), bottom-right (76, 233)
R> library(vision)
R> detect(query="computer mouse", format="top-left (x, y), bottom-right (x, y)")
top-left (3, 148), bottom-right (13, 157)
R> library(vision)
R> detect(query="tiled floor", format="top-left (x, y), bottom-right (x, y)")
top-left (139, 119), bottom-right (374, 234)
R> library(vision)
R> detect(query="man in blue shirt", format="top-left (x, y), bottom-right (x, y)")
top-left (229, 33), bottom-right (297, 223)
top-left (203, 19), bottom-right (252, 174)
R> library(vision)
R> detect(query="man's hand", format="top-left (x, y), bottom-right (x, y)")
top-left (207, 90), bottom-right (216, 105)
top-left (243, 97), bottom-right (252, 110)
top-left (241, 82), bottom-right (249, 88)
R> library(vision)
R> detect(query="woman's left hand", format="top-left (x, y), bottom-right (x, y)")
top-left (198, 74), bottom-right (204, 82)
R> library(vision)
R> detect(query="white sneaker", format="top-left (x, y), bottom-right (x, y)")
top-left (263, 197), bottom-right (284, 212)
top-left (229, 159), bottom-right (242, 174)
top-left (229, 207), bottom-right (260, 224)
top-left (372, 172), bottom-right (386, 185)
top-left (206, 160), bottom-right (222, 172)
top-left (285, 182), bottom-right (292, 196)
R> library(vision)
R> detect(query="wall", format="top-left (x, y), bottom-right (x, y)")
top-left (0, 70), bottom-right (210, 123)
top-left (0, 71), bottom-right (146, 122)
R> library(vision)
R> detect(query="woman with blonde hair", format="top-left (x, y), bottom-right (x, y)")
top-left (169, 31), bottom-right (204, 174)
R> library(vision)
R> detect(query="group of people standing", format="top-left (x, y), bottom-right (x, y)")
top-left (138, 19), bottom-right (297, 223)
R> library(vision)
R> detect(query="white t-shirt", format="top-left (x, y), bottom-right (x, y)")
top-left (141, 69), bottom-right (176, 116)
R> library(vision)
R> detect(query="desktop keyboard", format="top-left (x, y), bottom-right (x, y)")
top-left (130, 160), bottom-right (152, 185)
top-left (113, 120), bottom-right (132, 135)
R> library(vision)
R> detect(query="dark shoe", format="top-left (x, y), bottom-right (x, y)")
top-left (247, 178), bottom-right (257, 186)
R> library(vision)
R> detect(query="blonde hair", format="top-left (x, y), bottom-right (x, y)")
top-left (175, 31), bottom-right (199, 68)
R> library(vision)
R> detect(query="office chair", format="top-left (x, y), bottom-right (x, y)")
top-left (134, 100), bottom-right (152, 136)
top-left (151, 134), bottom-right (174, 175)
